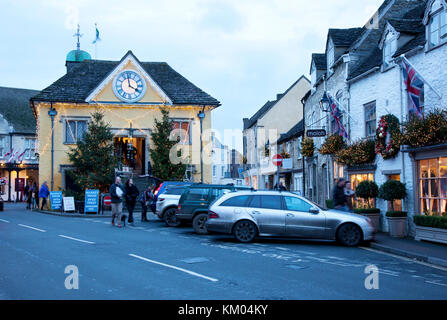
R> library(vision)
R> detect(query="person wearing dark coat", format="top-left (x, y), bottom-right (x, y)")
top-left (125, 178), bottom-right (139, 224)
top-left (139, 187), bottom-right (153, 222)
top-left (333, 178), bottom-right (348, 211)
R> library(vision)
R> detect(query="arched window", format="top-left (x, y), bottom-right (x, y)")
top-left (427, 0), bottom-right (447, 48)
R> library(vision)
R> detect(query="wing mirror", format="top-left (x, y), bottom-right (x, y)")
top-left (309, 207), bottom-right (319, 214)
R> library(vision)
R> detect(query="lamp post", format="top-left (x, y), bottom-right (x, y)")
top-left (7, 125), bottom-right (13, 202)
top-left (197, 109), bottom-right (206, 183)
top-left (48, 104), bottom-right (57, 191)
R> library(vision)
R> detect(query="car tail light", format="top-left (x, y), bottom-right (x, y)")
top-left (154, 183), bottom-right (163, 196)
top-left (159, 198), bottom-right (165, 202)
top-left (208, 211), bottom-right (219, 219)
top-left (177, 204), bottom-right (181, 213)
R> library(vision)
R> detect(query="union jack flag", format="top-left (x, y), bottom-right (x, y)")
top-left (328, 94), bottom-right (349, 139)
top-left (401, 58), bottom-right (424, 119)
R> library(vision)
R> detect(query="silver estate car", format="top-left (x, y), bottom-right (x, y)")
top-left (205, 190), bottom-right (374, 246)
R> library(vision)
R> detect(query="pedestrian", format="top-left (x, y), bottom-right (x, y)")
top-left (32, 182), bottom-right (38, 209)
top-left (139, 187), bottom-right (153, 222)
top-left (332, 178), bottom-right (348, 212)
top-left (109, 176), bottom-right (126, 228)
top-left (38, 181), bottom-right (50, 210)
top-left (26, 181), bottom-right (34, 210)
top-left (24, 181), bottom-right (31, 209)
top-left (344, 181), bottom-right (355, 212)
top-left (125, 178), bottom-right (139, 225)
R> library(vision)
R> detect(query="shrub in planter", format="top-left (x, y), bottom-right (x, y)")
top-left (354, 208), bottom-right (380, 214)
top-left (301, 138), bottom-right (314, 157)
top-left (413, 215), bottom-right (447, 230)
top-left (385, 211), bottom-right (408, 218)
top-left (355, 180), bottom-right (379, 208)
top-left (319, 134), bottom-right (346, 155)
top-left (379, 180), bottom-right (408, 237)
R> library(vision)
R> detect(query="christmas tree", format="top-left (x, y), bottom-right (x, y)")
top-left (150, 108), bottom-right (186, 181)
top-left (67, 110), bottom-right (117, 194)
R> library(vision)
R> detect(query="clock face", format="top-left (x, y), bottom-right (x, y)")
top-left (113, 70), bottom-right (146, 103)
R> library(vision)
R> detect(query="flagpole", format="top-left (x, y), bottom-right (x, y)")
top-left (400, 55), bottom-right (442, 99)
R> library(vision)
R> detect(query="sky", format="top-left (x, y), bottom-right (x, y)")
top-left (0, 0), bottom-right (384, 151)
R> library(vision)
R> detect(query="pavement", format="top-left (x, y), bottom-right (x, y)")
top-left (1, 202), bottom-right (447, 299)
top-left (369, 232), bottom-right (447, 268)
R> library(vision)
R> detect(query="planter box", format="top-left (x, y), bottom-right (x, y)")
top-left (415, 226), bottom-right (447, 245)
top-left (360, 213), bottom-right (380, 233)
top-left (387, 217), bottom-right (407, 238)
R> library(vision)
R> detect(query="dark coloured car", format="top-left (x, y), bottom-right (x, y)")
top-left (165, 184), bottom-right (251, 234)
top-left (150, 181), bottom-right (193, 213)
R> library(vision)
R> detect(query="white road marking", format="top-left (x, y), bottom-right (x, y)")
top-left (275, 247), bottom-right (289, 251)
top-left (0, 219), bottom-right (10, 223)
top-left (360, 247), bottom-right (447, 272)
top-left (425, 280), bottom-right (447, 287)
top-left (58, 234), bottom-right (95, 244)
top-left (129, 253), bottom-right (218, 282)
top-left (18, 224), bottom-right (46, 232)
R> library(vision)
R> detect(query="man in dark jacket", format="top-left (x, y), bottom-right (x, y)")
top-left (109, 176), bottom-right (126, 227)
top-left (124, 178), bottom-right (139, 225)
top-left (333, 178), bottom-right (348, 211)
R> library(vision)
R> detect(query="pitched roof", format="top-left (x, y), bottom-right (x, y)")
top-left (277, 119), bottom-right (304, 144)
top-left (31, 52), bottom-right (220, 106)
top-left (312, 53), bottom-right (327, 71)
top-left (328, 28), bottom-right (365, 47)
top-left (243, 75), bottom-right (309, 131)
top-left (0, 86), bottom-right (39, 134)
top-left (387, 18), bottom-right (424, 34)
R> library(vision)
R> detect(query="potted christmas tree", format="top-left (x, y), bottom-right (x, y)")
top-left (378, 180), bottom-right (408, 237)
top-left (354, 180), bottom-right (380, 232)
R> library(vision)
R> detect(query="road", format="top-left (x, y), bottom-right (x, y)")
top-left (0, 203), bottom-right (446, 300)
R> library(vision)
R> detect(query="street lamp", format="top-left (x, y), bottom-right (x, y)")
top-left (48, 104), bottom-right (57, 191)
top-left (197, 109), bottom-right (206, 183)
top-left (319, 91), bottom-right (331, 113)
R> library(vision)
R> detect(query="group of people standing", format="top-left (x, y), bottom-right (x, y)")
top-left (109, 176), bottom-right (153, 228)
top-left (332, 178), bottom-right (355, 212)
top-left (23, 180), bottom-right (51, 210)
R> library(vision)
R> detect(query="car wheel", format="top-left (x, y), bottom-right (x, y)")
top-left (193, 213), bottom-right (209, 235)
top-left (337, 223), bottom-right (362, 247)
top-left (233, 220), bottom-right (257, 243)
top-left (164, 208), bottom-right (181, 227)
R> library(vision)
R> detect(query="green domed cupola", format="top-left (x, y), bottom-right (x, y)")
top-left (66, 49), bottom-right (91, 62)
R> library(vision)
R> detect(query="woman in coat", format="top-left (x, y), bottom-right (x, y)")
top-left (124, 178), bottom-right (139, 225)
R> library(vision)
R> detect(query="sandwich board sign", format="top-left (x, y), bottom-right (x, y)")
top-left (84, 189), bottom-right (99, 213)
top-left (63, 197), bottom-right (75, 212)
top-left (50, 191), bottom-right (63, 211)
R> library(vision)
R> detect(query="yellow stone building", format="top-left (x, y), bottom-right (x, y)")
top-left (30, 50), bottom-right (220, 191)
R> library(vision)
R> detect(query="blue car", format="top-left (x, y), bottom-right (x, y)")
top-left (150, 181), bottom-right (193, 213)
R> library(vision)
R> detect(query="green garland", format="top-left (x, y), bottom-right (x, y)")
top-left (301, 138), bottom-right (314, 157)
top-left (375, 114), bottom-right (401, 160)
top-left (319, 134), bottom-right (346, 155)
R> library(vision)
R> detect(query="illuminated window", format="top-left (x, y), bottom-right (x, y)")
top-left (419, 157), bottom-right (447, 216)
top-left (171, 120), bottom-right (191, 145)
top-left (349, 173), bottom-right (375, 208)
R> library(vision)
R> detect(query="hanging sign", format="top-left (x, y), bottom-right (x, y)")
top-left (306, 129), bottom-right (327, 137)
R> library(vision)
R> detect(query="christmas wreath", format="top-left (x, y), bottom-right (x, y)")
top-left (375, 114), bottom-right (400, 160)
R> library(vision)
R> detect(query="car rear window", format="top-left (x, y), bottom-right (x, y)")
top-left (186, 188), bottom-right (209, 201)
top-left (247, 195), bottom-right (262, 208)
top-left (220, 195), bottom-right (250, 207)
top-left (260, 195), bottom-right (282, 210)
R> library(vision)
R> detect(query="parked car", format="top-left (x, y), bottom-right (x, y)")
top-left (150, 181), bottom-right (192, 213)
top-left (156, 186), bottom-right (188, 221)
top-left (205, 190), bottom-right (374, 246)
top-left (167, 184), bottom-right (251, 233)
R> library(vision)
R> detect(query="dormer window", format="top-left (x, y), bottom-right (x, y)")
top-left (427, 0), bottom-right (447, 49)
top-left (383, 31), bottom-right (397, 69)
top-left (327, 39), bottom-right (335, 74)
top-left (310, 62), bottom-right (316, 86)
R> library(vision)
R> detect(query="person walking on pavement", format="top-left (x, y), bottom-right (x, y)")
top-left (344, 181), bottom-right (355, 212)
top-left (139, 187), bottom-right (153, 222)
top-left (332, 178), bottom-right (348, 212)
top-left (24, 181), bottom-right (31, 209)
top-left (38, 181), bottom-right (49, 210)
top-left (32, 182), bottom-right (38, 209)
top-left (26, 182), bottom-right (34, 210)
top-left (125, 178), bottom-right (139, 225)
top-left (110, 176), bottom-right (126, 228)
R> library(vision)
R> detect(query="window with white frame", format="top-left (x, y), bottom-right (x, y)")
top-left (428, 0), bottom-right (447, 49)
top-left (383, 31), bottom-right (397, 69)
top-left (171, 119), bottom-right (192, 145)
top-left (0, 136), bottom-right (6, 158)
top-left (364, 101), bottom-right (376, 138)
top-left (24, 138), bottom-right (36, 159)
top-left (327, 38), bottom-right (335, 73)
top-left (213, 165), bottom-right (216, 177)
top-left (65, 119), bottom-right (88, 144)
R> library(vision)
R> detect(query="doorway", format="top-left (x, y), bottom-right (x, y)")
top-left (113, 136), bottom-right (146, 175)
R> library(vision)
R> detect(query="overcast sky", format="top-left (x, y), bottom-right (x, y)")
top-left (0, 0), bottom-right (384, 150)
